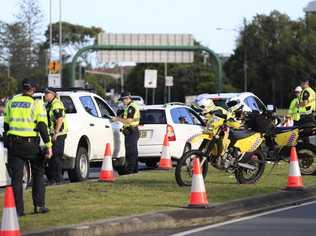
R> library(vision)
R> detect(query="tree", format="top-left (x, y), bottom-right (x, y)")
top-left (16, 0), bottom-right (44, 68)
top-left (3, 22), bottom-right (30, 82)
top-left (224, 11), bottom-right (316, 108)
top-left (0, 75), bottom-right (17, 97)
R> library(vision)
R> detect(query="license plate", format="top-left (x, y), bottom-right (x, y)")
top-left (139, 130), bottom-right (152, 138)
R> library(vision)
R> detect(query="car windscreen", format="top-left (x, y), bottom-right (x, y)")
top-left (213, 99), bottom-right (228, 109)
top-left (140, 109), bottom-right (167, 124)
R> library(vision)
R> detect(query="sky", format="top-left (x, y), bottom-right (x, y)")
top-left (0, 0), bottom-right (313, 54)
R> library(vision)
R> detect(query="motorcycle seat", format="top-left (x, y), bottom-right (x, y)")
top-left (229, 129), bottom-right (256, 141)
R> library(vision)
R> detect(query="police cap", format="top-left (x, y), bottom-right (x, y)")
top-left (44, 87), bottom-right (57, 94)
top-left (300, 79), bottom-right (309, 83)
top-left (22, 79), bottom-right (37, 90)
top-left (120, 91), bottom-right (131, 100)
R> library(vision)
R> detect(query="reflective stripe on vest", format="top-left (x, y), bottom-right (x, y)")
top-left (123, 102), bottom-right (140, 127)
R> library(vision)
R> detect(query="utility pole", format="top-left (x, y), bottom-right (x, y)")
top-left (164, 63), bottom-right (168, 103)
top-left (49, 0), bottom-right (52, 62)
top-left (120, 66), bottom-right (124, 93)
top-left (59, 0), bottom-right (63, 86)
top-left (243, 18), bottom-right (248, 92)
top-left (7, 59), bottom-right (10, 78)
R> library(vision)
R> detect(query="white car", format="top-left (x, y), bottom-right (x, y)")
top-left (196, 93), bottom-right (240, 109)
top-left (138, 103), bottom-right (205, 167)
top-left (33, 90), bottom-right (126, 180)
top-left (227, 92), bottom-right (267, 113)
top-left (195, 92), bottom-right (267, 113)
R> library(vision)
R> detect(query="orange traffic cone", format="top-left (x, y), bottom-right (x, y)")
top-left (0, 186), bottom-right (21, 236)
top-left (188, 158), bottom-right (208, 208)
top-left (159, 135), bottom-right (172, 170)
top-left (286, 146), bottom-right (304, 191)
top-left (99, 143), bottom-right (116, 182)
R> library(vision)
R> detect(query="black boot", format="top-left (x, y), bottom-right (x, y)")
top-left (34, 206), bottom-right (49, 214)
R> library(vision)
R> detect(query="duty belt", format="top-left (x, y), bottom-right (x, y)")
top-left (9, 135), bottom-right (39, 143)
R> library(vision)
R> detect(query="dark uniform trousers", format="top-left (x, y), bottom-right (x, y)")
top-left (46, 134), bottom-right (66, 183)
top-left (124, 127), bottom-right (139, 173)
top-left (6, 135), bottom-right (45, 215)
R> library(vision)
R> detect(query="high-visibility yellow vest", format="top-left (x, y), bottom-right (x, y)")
top-left (123, 102), bottom-right (140, 128)
top-left (48, 97), bottom-right (68, 135)
top-left (300, 87), bottom-right (316, 115)
top-left (4, 95), bottom-right (52, 148)
top-left (288, 97), bottom-right (300, 121)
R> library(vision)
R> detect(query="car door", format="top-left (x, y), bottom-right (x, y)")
top-left (79, 95), bottom-right (111, 160)
top-left (93, 96), bottom-right (125, 159)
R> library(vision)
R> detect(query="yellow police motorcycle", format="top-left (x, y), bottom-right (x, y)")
top-left (245, 111), bottom-right (316, 175)
top-left (175, 111), bottom-right (266, 186)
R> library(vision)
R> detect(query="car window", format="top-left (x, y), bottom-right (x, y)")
top-left (170, 107), bottom-right (194, 125)
top-left (187, 109), bottom-right (205, 126)
top-left (60, 96), bottom-right (77, 113)
top-left (253, 96), bottom-right (266, 112)
top-left (79, 96), bottom-right (98, 117)
top-left (140, 109), bottom-right (167, 124)
top-left (94, 96), bottom-right (115, 118)
top-left (245, 96), bottom-right (260, 112)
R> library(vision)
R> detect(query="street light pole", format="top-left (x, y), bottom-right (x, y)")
top-left (243, 18), bottom-right (248, 92)
top-left (49, 0), bottom-right (52, 62)
top-left (59, 0), bottom-right (63, 86)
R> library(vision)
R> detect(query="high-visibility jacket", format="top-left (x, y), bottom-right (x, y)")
top-left (300, 87), bottom-right (316, 115)
top-left (47, 97), bottom-right (68, 135)
top-left (4, 95), bottom-right (52, 148)
top-left (123, 102), bottom-right (140, 128)
top-left (288, 97), bottom-right (300, 121)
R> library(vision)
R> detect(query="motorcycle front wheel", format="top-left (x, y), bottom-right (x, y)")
top-left (175, 150), bottom-right (209, 187)
top-left (297, 143), bottom-right (316, 175)
top-left (235, 150), bottom-right (265, 184)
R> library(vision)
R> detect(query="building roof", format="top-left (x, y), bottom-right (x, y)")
top-left (304, 1), bottom-right (316, 13)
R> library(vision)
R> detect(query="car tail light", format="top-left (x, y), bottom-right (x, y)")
top-left (166, 124), bottom-right (176, 141)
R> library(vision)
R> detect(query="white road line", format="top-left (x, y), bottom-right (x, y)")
top-left (171, 200), bottom-right (316, 236)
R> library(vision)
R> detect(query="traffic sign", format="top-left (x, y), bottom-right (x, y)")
top-left (48, 74), bottom-right (61, 88)
top-left (165, 76), bottom-right (174, 87)
top-left (48, 60), bottom-right (61, 74)
top-left (144, 69), bottom-right (157, 88)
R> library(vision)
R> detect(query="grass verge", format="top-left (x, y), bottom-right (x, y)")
top-left (0, 163), bottom-right (315, 232)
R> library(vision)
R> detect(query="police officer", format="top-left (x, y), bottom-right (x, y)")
top-left (4, 79), bottom-right (52, 216)
top-left (44, 87), bottom-right (68, 184)
top-left (112, 92), bottom-right (140, 174)
top-left (299, 79), bottom-right (316, 125)
top-left (287, 86), bottom-right (302, 126)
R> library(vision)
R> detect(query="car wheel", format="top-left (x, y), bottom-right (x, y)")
top-left (68, 147), bottom-right (89, 182)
